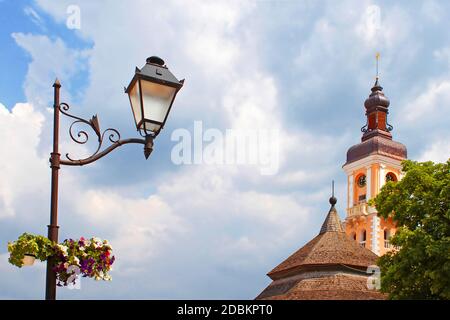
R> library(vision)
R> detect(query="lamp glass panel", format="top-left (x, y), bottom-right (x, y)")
top-left (128, 81), bottom-right (142, 127)
top-left (141, 121), bottom-right (162, 133)
top-left (140, 80), bottom-right (177, 125)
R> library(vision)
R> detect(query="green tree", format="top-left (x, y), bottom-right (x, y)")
top-left (372, 159), bottom-right (450, 299)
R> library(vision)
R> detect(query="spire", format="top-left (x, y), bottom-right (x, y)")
top-left (375, 52), bottom-right (380, 80)
top-left (319, 181), bottom-right (344, 234)
top-left (367, 52), bottom-right (387, 100)
top-left (330, 180), bottom-right (336, 205)
top-left (371, 77), bottom-right (382, 92)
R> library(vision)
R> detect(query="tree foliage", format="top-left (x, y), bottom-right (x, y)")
top-left (372, 159), bottom-right (450, 299)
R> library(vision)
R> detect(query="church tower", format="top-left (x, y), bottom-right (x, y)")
top-left (342, 73), bottom-right (407, 256)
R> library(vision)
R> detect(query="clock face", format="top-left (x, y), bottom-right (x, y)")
top-left (357, 175), bottom-right (366, 187)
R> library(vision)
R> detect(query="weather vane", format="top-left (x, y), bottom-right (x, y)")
top-left (375, 52), bottom-right (380, 80)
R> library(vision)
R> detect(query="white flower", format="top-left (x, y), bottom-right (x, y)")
top-left (63, 262), bottom-right (69, 269)
top-left (73, 257), bottom-right (80, 264)
top-left (57, 244), bottom-right (68, 256)
top-left (92, 237), bottom-right (102, 243)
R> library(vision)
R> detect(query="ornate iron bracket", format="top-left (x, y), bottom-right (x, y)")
top-left (386, 122), bottom-right (393, 132)
top-left (361, 123), bottom-right (368, 133)
top-left (56, 102), bottom-right (153, 166)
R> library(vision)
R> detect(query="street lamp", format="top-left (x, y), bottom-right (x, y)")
top-left (125, 56), bottom-right (184, 139)
top-left (45, 56), bottom-right (183, 300)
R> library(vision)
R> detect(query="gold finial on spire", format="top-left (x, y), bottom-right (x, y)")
top-left (375, 52), bottom-right (380, 80)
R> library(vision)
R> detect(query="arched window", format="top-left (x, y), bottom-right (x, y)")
top-left (384, 229), bottom-right (391, 248)
top-left (350, 232), bottom-right (356, 241)
top-left (359, 230), bottom-right (366, 247)
top-left (385, 172), bottom-right (397, 182)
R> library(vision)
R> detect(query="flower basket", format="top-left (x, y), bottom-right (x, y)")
top-left (8, 233), bottom-right (115, 286)
top-left (22, 254), bottom-right (36, 266)
top-left (7, 233), bottom-right (53, 267)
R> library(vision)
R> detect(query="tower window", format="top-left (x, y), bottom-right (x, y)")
top-left (386, 172), bottom-right (397, 182)
top-left (384, 229), bottom-right (392, 248)
top-left (359, 230), bottom-right (366, 247)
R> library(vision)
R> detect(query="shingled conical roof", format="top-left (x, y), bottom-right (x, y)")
top-left (256, 195), bottom-right (386, 300)
top-left (267, 197), bottom-right (379, 280)
top-left (319, 196), bottom-right (344, 234)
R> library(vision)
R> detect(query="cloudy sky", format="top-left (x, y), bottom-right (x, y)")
top-left (0, 0), bottom-right (449, 299)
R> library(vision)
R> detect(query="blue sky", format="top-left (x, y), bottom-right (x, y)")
top-left (0, 0), bottom-right (449, 299)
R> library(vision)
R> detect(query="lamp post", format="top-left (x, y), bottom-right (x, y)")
top-left (45, 56), bottom-right (184, 300)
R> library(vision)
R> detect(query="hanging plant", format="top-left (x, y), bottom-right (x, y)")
top-left (8, 233), bottom-right (115, 286)
top-left (7, 233), bottom-right (55, 267)
top-left (53, 237), bottom-right (115, 286)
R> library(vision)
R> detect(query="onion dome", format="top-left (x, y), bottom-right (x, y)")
top-left (344, 78), bottom-right (407, 166)
top-left (364, 78), bottom-right (390, 110)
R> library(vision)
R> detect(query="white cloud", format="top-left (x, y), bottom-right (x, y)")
top-left (9, 1), bottom-right (356, 298)
top-left (74, 190), bottom-right (186, 270)
top-left (418, 139), bottom-right (450, 163)
top-left (404, 80), bottom-right (450, 124)
top-left (1, 1), bottom-right (317, 295)
top-left (421, 0), bottom-right (443, 23)
top-left (0, 103), bottom-right (46, 218)
top-left (11, 33), bottom-right (90, 108)
top-left (294, 1), bottom-right (419, 97)
top-left (24, 6), bottom-right (46, 31)
top-left (434, 47), bottom-right (450, 68)
top-left (2, 0), bottom-right (448, 299)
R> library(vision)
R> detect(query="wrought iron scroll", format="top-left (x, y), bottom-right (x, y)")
top-left (361, 123), bottom-right (368, 133)
top-left (58, 102), bottom-right (146, 166)
top-left (386, 122), bottom-right (393, 132)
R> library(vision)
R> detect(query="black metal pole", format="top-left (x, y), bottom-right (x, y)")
top-left (45, 79), bottom-right (61, 300)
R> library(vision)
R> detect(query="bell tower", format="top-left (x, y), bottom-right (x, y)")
top-left (342, 57), bottom-right (407, 256)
